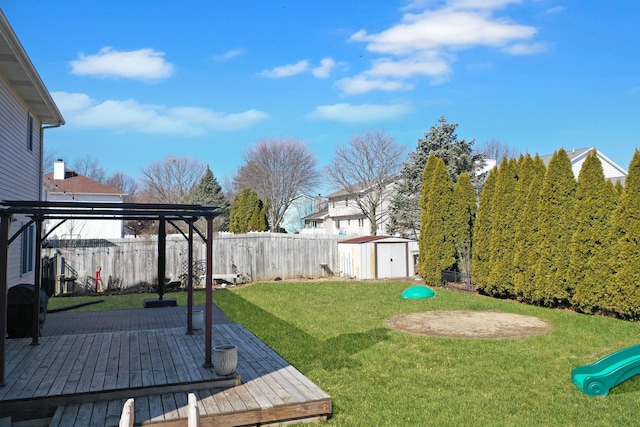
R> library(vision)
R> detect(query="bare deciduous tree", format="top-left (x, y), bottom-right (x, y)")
top-left (106, 172), bottom-right (139, 202)
top-left (325, 130), bottom-right (406, 235)
top-left (72, 155), bottom-right (108, 183)
top-left (232, 137), bottom-right (320, 231)
top-left (140, 156), bottom-right (206, 204)
top-left (475, 138), bottom-right (520, 164)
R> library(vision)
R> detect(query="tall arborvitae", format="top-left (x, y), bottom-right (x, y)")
top-left (568, 151), bottom-right (617, 313)
top-left (607, 150), bottom-right (640, 318)
top-left (419, 157), bottom-right (455, 285)
top-left (451, 172), bottom-right (476, 278)
top-left (229, 188), bottom-right (268, 233)
top-left (532, 154), bottom-right (547, 180)
top-left (418, 154), bottom-right (439, 274)
top-left (614, 179), bottom-right (624, 195)
top-left (485, 157), bottom-right (519, 297)
top-left (532, 149), bottom-right (576, 306)
top-left (513, 175), bottom-right (542, 301)
top-left (471, 167), bottom-right (498, 291)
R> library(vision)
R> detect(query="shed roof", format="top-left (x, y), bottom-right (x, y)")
top-left (339, 235), bottom-right (416, 244)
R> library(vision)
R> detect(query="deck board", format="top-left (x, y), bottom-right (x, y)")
top-left (0, 305), bottom-right (331, 426)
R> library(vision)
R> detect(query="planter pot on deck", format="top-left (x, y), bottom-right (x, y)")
top-left (213, 344), bottom-right (238, 376)
top-left (191, 310), bottom-right (204, 330)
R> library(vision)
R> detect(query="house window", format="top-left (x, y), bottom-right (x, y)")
top-left (310, 220), bottom-right (317, 228)
top-left (358, 218), bottom-right (365, 227)
top-left (345, 198), bottom-right (348, 207)
top-left (347, 219), bottom-right (351, 226)
top-left (27, 114), bottom-right (34, 151)
top-left (336, 220), bottom-right (340, 229)
top-left (21, 224), bottom-right (34, 274)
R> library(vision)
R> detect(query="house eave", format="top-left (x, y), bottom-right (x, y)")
top-left (0, 10), bottom-right (65, 125)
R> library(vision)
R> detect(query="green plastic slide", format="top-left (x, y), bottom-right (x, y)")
top-left (572, 344), bottom-right (640, 396)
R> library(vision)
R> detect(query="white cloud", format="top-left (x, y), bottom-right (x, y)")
top-left (312, 58), bottom-right (336, 78)
top-left (351, 9), bottom-right (537, 54)
top-left (342, 0), bottom-right (543, 94)
top-left (212, 48), bottom-right (246, 61)
top-left (52, 91), bottom-right (270, 135)
top-left (368, 52), bottom-right (451, 78)
top-left (260, 60), bottom-right (310, 78)
top-left (306, 102), bottom-right (411, 123)
top-left (502, 42), bottom-right (547, 55)
top-left (335, 76), bottom-right (413, 95)
top-left (69, 47), bottom-right (174, 81)
top-left (546, 6), bottom-right (566, 15)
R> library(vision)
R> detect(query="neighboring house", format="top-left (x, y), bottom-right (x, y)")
top-left (279, 194), bottom-right (317, 234)
top-left (539, 147), bottom-right (627, 184)
top-left (338, 236), bottom-right (419, 280)
top-left (0, 10), bottom-right (64, 288)
top-left (43, 159), bottom-right (127, 240)
top-left (301, 181), bottom-right (396, 237)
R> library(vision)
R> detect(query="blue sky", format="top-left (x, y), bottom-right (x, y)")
top-left (2, 0), bottom-right (639, 193)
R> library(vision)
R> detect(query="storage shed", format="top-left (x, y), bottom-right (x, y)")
top-left (338, 236), bottom-right (419, 280)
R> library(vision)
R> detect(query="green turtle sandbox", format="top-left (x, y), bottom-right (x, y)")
top-left (572, 344), bottom-right (640, 396)
top-left (402, 286), bottom-right (435, 299)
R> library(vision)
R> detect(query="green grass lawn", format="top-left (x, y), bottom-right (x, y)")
top-left (48, 281), bottom-right (640, 426)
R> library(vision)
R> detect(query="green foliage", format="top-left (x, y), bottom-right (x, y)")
top-left (418, 154), bottom-right (439, 271)
top-left (418, 157), bottom-right (455, 285)
top-left (470, 167), bottom-right (497, 291)
top-left (485, 158), bottom-right (519, 297)
top-left (190, 166), bottom-right (230, 231)
top-left (569, 151), bottom-right (617, 313)
top-left (388, 116), bottom-right (485, 238)
top-left (229, 188), bottom-right (268, 233)
top-left (513, 175), bottom-right (542, 301)
top-left (532, 149), bottom-right (576, 306)
top-left (607, 150), bottom-right (640, 318)
top-left (450, 172), bottom-right (476, 277)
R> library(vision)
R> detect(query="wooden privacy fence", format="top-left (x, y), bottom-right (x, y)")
top-left (43, 232), bottom-right (343, 290)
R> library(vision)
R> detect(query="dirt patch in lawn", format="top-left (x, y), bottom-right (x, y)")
top-left (385, 310), bottom-right (551, 339)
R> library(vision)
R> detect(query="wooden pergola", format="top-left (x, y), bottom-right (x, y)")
top-left (0, 201), bottom-right (222, 386)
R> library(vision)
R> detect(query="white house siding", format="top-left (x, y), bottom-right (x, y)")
top-left (0, 74), bottom-right (43, 287)
top-left (46, 193), bottom-right (126, 240)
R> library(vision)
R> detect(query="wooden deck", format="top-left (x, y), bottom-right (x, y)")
top-left (0, 306), bottom-right (332, 426)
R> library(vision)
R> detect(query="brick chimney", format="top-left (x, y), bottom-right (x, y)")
top-left (53, 159), bottom-right (65, 180)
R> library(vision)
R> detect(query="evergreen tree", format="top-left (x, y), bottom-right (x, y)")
top-left (614, 179), bottom-right (624, 195)
top-left (190, 166), bottom-right (230, 232)
top-left (569, 152), bottom-right (618, 313)
top-left (532, 149), bottom-right (576, 306)
top-left (471, 167), bottom-right (498, 291)
top-left (485, 158), bottom-right (519, 297)
top-left (418, 154), bottom-right (439, 272)
top-left (451, 172), bottom-right (476, 278)
top-left (229, 189), bottom-right (268, 233)
top-left (513, 175), bottom-right (542, 301)
top-left (607, 150), bottom-right (640, 318)
top-left (419, 157), bottom-right (455, 285)
top-left (388, 116), bottom-right (485, 238)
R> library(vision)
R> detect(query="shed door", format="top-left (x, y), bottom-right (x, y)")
top-left (376, 243), bottom-right (407, 278)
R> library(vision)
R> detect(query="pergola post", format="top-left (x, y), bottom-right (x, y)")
top-left (186, 218), bottom-right (194, 335)
top-left (157, 216), bottom-right (166, 300)
top-left (0, 213), bottom-right (11, 386)
top-left (203, 215), bottom-right (213, 368)
top-left (30, 216), bottom-right (43, 345)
